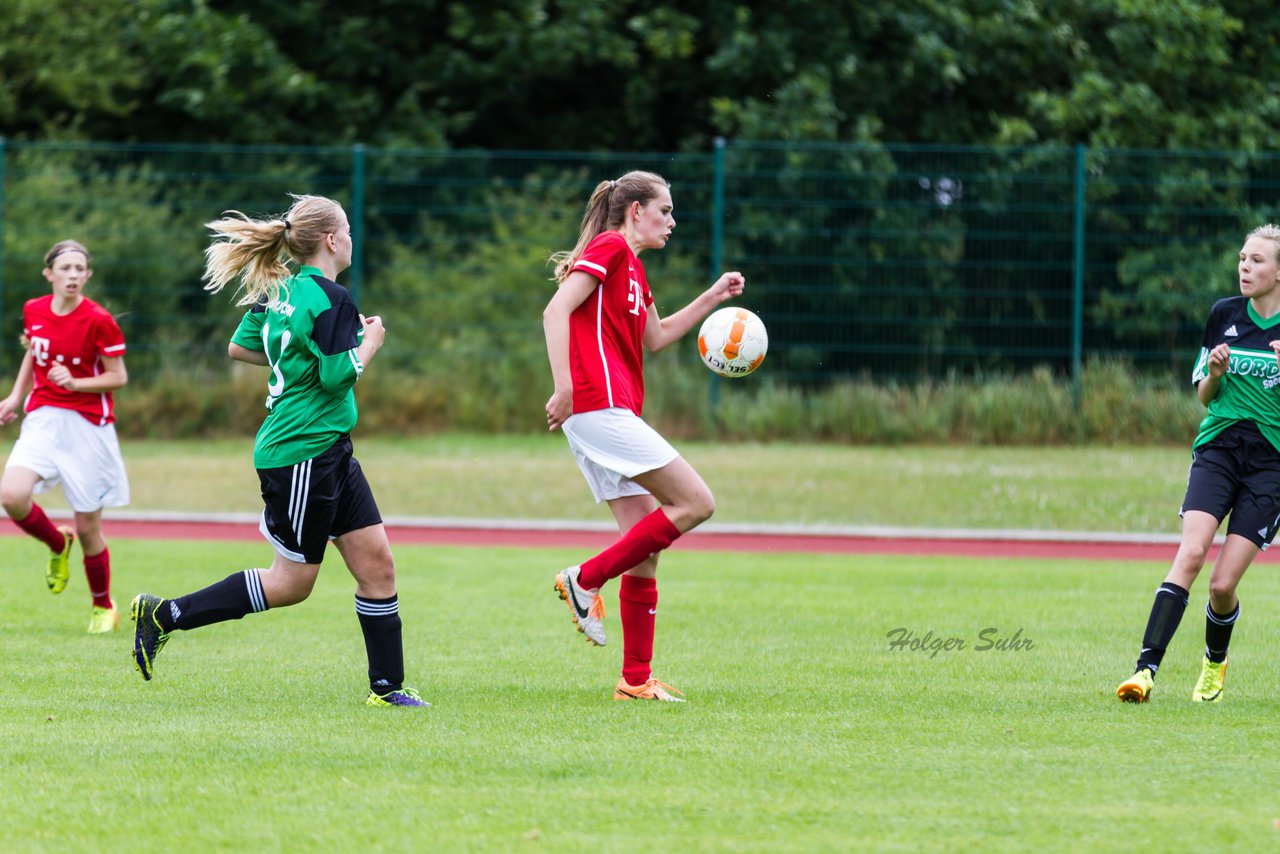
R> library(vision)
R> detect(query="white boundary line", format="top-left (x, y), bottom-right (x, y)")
top-left (53, 508), bottom-right (1198, 546)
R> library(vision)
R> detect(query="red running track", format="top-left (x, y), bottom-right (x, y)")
top-left (0, 516), bottom-right (1242, 561)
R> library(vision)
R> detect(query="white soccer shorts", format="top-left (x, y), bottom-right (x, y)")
top-left (5, 405), bottom-right (130, 511)
top-left (561, 407), bottom-right (679, 503)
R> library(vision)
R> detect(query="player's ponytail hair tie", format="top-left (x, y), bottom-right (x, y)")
top-left (609, 180), bottom-right (617, 191)
top-left (281, 218), bottom-right (292, 231)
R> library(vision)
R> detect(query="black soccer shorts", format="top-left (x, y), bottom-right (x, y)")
top-left (1182, 421), bottom-right (1280, 549)
top-left (256, 435), bottom-right (382, 564)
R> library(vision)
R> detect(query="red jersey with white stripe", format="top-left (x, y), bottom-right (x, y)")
top-left (23, 295), bottom-right (126, 426)
top-left (567, 231), bottom-right (653, 415)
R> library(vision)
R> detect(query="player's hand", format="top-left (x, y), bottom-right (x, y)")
top-left (708, 272), bottom-right (745, 304)
top-left (360, 314), bottom-right (386, 352)
top-left (545, 389), bottom-right (572, 432)
top-left (1207, 343), bottom-right (1231, 378)
top-left (1270, 340), bottom-right (1280, 368)
top-left (0, 396), bottom-right (19, 425)
top-left (47, 363), bottom-right (76, 390)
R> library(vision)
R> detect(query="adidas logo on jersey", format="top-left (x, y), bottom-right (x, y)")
top-left (1225, 324), bottom-right (1239, 337)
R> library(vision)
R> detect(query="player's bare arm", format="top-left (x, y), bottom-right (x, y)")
top-left (0, 351), bottom-right (35, 424)
top-left (542, 272), bottom-right (597, 431)
top-left (49, 355), bottom-right (127, 393)
top-left (643, 272), bottom-right (745, 353)
top-left (356, 314), bottom-right (385, 366)
top-left (229, 342), bottom-right (269, 366)
top-left (1197, 343), bottom-right (1230, 406)
top-left (0, 394), bottom-right (21, 425)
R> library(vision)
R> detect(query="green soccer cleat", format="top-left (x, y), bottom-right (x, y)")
top-left (366, 687), bottom-right (430, 708)
top-left (1116, 667), bottom-right (1154, 703)
top-left (88, 603), bottom-right (120, 634)
top-left (46, 526), bottom-right (75, 594)
top-left (1191, 656), bottom-right (1228, 703)
top-left (130, 593), bottom-right (171, 681)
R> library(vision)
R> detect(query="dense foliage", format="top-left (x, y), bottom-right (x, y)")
top-left (4, 0), bottom-right (1279, 153)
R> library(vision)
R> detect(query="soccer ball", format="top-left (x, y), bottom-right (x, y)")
top-left (697, 307), bottom-right (768, 378)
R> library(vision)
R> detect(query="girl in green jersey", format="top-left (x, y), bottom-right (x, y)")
top-left (1117, 223), bottom-right (1280, 705)
top-left (129, 195), bottom-right (427, 708)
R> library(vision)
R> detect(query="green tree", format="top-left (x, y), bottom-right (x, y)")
top-left (7, 0), bottom-right (1280, 154)
top-left (0, 0), bottom-right (143, 138)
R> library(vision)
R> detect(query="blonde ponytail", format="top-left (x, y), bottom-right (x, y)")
top-left (203, 194), bottom-right (345, 306)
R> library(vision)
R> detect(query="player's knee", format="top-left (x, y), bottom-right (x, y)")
top-left (353, 554), bottom-right (397, 597)
top-left (687, 490), bottom-right (715, 527)
top-left (261, 566), bottom-right (317, 607)
top-left (74, 521), bottom-right (102, 547)
top-left (373, 560), bottom-right (397, 592)
top-left (1174, 541), bottom-right (1210, 570)
top-left (273, 582), bottom-right (314, 608)
top-left (1208, 576), bottom-right (1238, 604)
top-left (0, 490), bottom-right (29, 518)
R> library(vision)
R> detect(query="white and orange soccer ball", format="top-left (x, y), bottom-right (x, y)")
top-left (697, 307), bottom-right (768, 378)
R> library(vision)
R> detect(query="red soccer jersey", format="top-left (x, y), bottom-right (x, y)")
top-left (23, 295), bottom-right (126, 426)
top-left (567, 231), bottom-right (653, 415)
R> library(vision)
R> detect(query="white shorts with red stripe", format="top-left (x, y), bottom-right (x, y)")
top-left (6, 405), bottom-right (130, 511)
top-left (561, 407), bottom-right (679, 503)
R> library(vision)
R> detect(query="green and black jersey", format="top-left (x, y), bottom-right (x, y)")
top-left (230, 265), bottom-right (365, 469)
top-left (1191, 296), bottom-right (1280, 453)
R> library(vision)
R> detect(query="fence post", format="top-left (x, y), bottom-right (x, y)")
top-left (1071, 143), bottom-right (1086, 407)
top-left (708, 137), bottom-right (726, 413)
top-left (350, 143), bottom-right (366, 306)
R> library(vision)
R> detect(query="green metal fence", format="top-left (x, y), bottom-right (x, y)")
top-left (0, 138), bottom-right (1274, 391)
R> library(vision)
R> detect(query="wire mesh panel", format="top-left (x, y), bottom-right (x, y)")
top-left (718, 141), bottom-right (1080, 382)
top-left (1079, 148), bottom-right (1280, 377)
top-left (0, 141), bottom-right (357, 376)
top-left (2, 140), bottom-right (1279, 395)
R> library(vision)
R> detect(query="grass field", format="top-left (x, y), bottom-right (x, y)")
top-left (0, 435), bottom-right (1195, 534)
top-left (5, 535), bottom-right (1280, 852)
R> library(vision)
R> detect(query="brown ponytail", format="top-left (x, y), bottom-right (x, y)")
top-left (549, 171), bottom-right (668, 282)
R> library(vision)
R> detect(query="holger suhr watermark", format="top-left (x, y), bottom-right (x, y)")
top-left (886, 627), bottom-right (1035, 659)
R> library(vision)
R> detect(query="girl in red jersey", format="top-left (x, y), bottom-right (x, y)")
top-left (544, 170), bottom-right (745, 702)
top-left (0, 240), bottom-right (130, 633)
